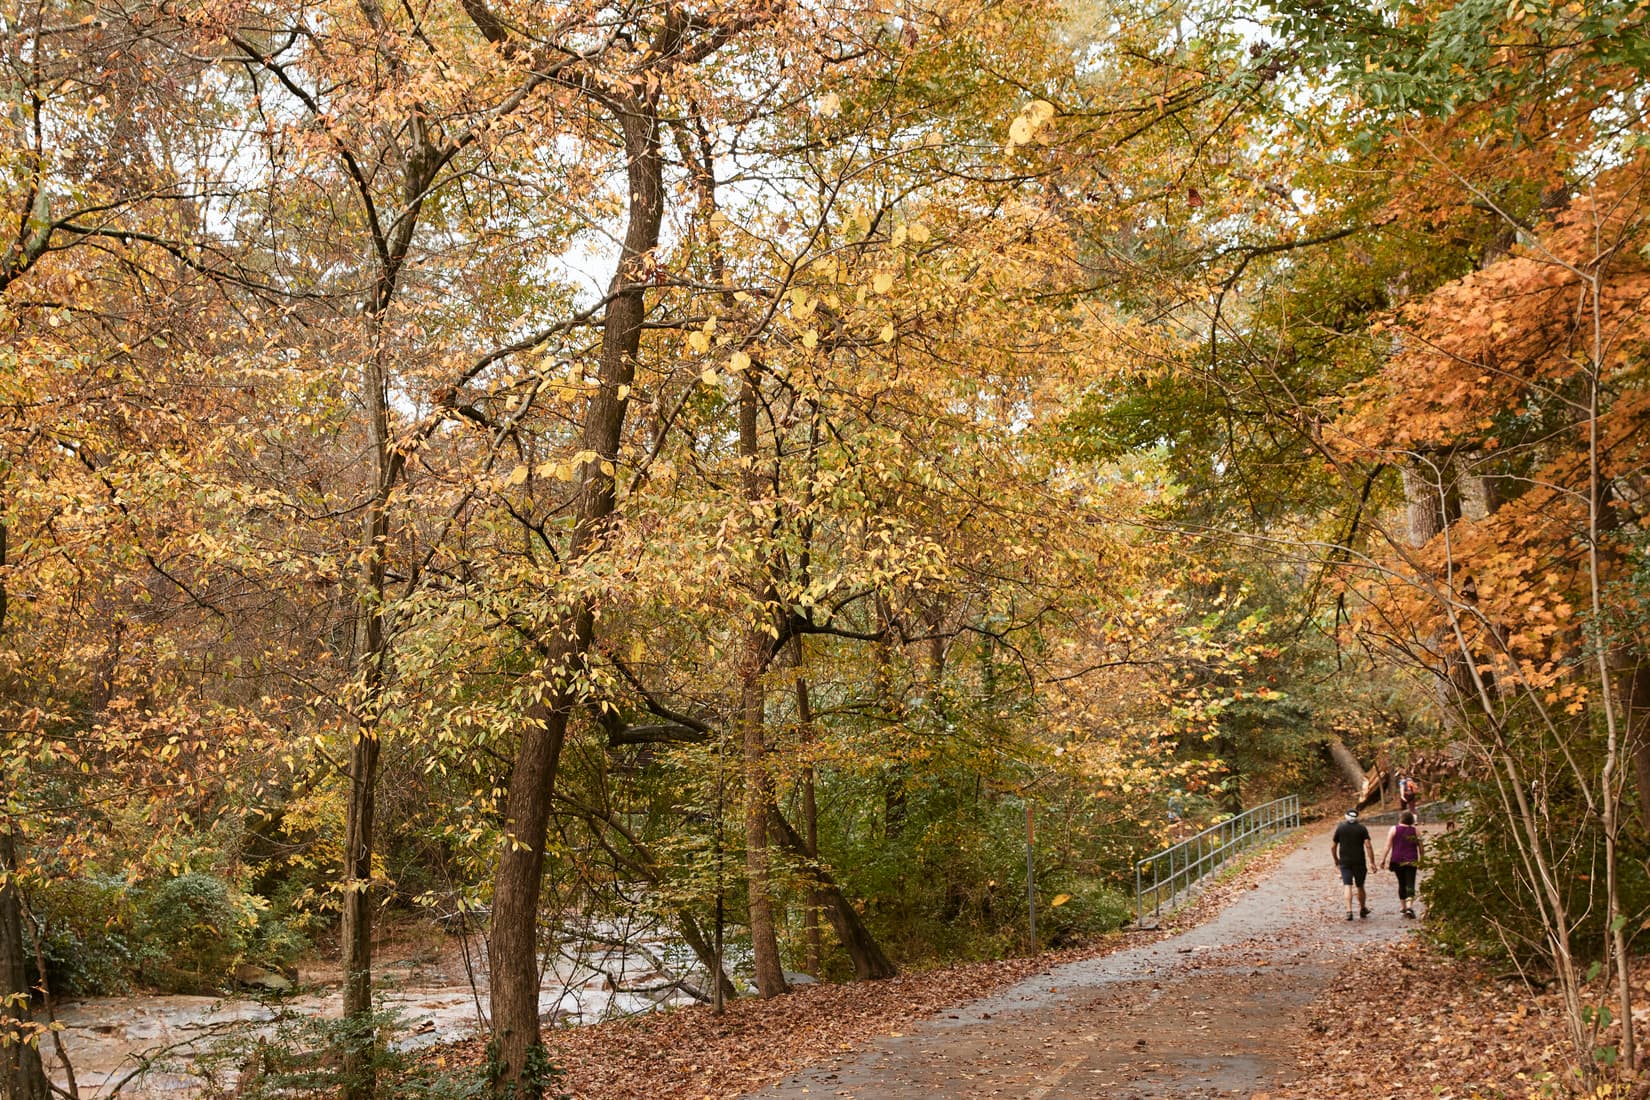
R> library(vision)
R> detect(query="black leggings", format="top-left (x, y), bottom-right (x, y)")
top-left (1395, 864), bottom-right (1418, 900)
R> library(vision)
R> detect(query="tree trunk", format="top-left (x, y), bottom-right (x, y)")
top-left (674, 910), bottom-right (737, 1005)
top-left (740, 667), bottom-right (788, 997)
top-left (1, 832), bottom-right (48, 1100)
top-left (339, 723), bottom-right (380, 1100)
top-left (1400, 464), bottom-right (1445, 549)
top-left (1620, 660), bottom-right (1650, 835)
top-left (1400, 462), bottom-right (1477, 714)
top-left (1455, 455), bottom-right (1500, 522)
top-left (487, 99), bottom-right (663, 1097)
top-left (730, 282), bottom-right (792, 997)
top-left (1325, 736), bottom-right (1366, 792)
top-left (341, 350), bottom-right (394, 1100)
top-left (768, 809), bottom-right (897, 980)
top-left (791, 647), bottom-right (823, 976)
top-left (1, 482), bottom-right (49, 1100)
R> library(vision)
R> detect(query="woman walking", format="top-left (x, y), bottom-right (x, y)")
top-left (1380, 811), bottom-right (1425, 918)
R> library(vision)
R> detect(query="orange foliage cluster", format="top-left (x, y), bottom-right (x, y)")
top-left (1331, 166), bottom-right (1650, 693)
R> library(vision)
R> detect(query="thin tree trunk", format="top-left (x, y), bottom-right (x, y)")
top-left (740, 667), bottom-right (788, 997)
top-left (674, 911), bottom-right (737, 1005)
top-left (791, 645), bottom-right (823, 976)
top-left (487, 97), bottom-right (664, 1096)
top-left (1623, 662), bottom-right (1650, 834)
top-left (340, 349), bottom-right (393, 1100)
top-left (1, 481), bottom-right (49, 1100)
top-left (1, 832), bottom-right (49, 1100)
top-left (768, 809), bottom-right (897, 980)
top-left (339, 722), bottom-right (380, 1100)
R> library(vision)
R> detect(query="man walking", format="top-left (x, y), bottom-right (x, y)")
top-left (1332, 809), bottom-right (1376, 920)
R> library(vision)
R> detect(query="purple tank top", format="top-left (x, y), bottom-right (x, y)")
top-left (1391, 823), bottom-right (1420, 865)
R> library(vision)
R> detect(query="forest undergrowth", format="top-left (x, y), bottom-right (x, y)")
top-left (427, 835), bottom-right (1306, 1099)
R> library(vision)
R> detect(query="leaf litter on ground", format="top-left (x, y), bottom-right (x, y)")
top-left (425, 834), bottom-right (1306, 1100)
top-left (1275, 935), bottom-right (1650, 1100)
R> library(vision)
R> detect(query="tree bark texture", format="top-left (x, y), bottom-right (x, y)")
top-left (487, 101), bottom-right (663, 1096)
top-left (1, 833), bottom-right (48, 1100)
top-left (1399, 464), bottom-right (1445, 550)
top-left (740, 668), bottom-right (788, 997)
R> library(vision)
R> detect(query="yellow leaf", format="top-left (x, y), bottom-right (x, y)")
top-left (701, 367), bottom-right (719, 385)
top-left (872, 272), bottom-right (894, 294)
top-left (908, 223), bottom-right (930, 244)
top-left (1008, 116), bottom-right (1034, 146)
top-left (802, 330), bottom-right (818, 349)
top-left (1050, 893), bottom-right (1071, 908)
top-left (504, 464), bottom-right (529, 486)
top-left (879, 323), bottom-right (896, 343)
top-left (730, 350), bottom-right (751, 371)
top-left (688, 331), bottom-right (711, 354)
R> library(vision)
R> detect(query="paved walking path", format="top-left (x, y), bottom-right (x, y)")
top-left (747, 829), bottom-right (1418, 1099)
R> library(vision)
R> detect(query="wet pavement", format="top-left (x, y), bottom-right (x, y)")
top-left (746, 828), bottom-right (1421, 1100)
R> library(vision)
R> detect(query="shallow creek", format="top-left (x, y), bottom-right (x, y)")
top-left (40, 927), bottom-right (718, 1097)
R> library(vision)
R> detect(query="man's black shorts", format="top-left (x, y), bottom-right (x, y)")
top-left (1339, 863), bottom-right (1367, 887)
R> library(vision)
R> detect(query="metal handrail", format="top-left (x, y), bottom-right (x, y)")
top-left (1134, 794), bottom-right (1300, 924)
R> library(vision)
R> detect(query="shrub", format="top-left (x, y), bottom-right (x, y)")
top-left (1426, 794), bottom-right (1650, 965)
top-left (136, 872), bottom-right (251, 993)
top-left (1037, 879), bottom-right (1134, 946)
top-left (33, 874), bottom-right (137, 996)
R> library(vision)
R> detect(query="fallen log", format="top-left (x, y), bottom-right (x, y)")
top-left (1324, 736), bottom-right (1390, 812)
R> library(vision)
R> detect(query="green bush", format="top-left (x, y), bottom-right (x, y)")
top-left (1426, 794), bottom-right (1650, 965)
top-left (137, 872), bottom-right (251, 993)
top-left (1037, 879), bottom-right (1134, 946)
top-left (34, 874), bottom-right (138, 996)
top-left (812, 769), bottom-right (1142, 963)
top-left (31, 871), bottom-right (307, 997)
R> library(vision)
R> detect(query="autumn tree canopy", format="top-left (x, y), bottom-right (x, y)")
top-left (4, 0), bottom-right (1649, 1093)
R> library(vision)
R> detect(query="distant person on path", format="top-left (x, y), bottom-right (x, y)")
top-left (1331, 809), bottom-right (1376, 921)
top-left (1398, 773), bottom-right (1420, 814)
top-left (1167, 790), bottom-right (1187, 838)
top-left (1381, 810), bottom-right (1425, 918)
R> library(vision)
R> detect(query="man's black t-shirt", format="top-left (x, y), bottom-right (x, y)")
top-left (1333, 820), bottom-right (1371, 868)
